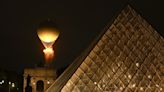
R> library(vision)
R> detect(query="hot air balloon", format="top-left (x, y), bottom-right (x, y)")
top-left (37, 20), bottom-right (60, 65)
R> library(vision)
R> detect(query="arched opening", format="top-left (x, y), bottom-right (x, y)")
top-left (36, 80), bottom-right (44, 92)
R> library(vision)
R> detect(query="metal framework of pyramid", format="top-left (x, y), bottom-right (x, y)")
top-left (47, 5), bottom-right (164, 92)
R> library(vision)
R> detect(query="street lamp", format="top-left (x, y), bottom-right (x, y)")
top-left (11, 83), bottom-right (15, 88)
top-left (37, 20), bottom-right (60, 67)
top-left (0, 80), bottom-right (4, 85)
top-left (2, 80), bottom-right (4, 83)
top-left (9, 81), bottom-right (11, 92)
top-left (8, 82), bottom-right (15, 92)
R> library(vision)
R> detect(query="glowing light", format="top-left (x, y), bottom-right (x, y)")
top-left (12, 83), bottom-right (15, 87)
top-left (132, 84), bottom-right (136, 88)
top-left (43, 47), bottom-right (54, 54)
top-left (118, 63), bottom-right (120, 67)
top-left (37, 29), bottom-right (59, 48)
top-left (37, 26), bottom-right (60, 63)
top-left (102, 84), bottom-right (105, 88)
top-left (140, 87), bottom-right (143, 91)
top-left (128, 74), bottom-right (132, 79)
top-left (120, 87), bottom-right (123, 90)
top-left (136, 63), bottom-right (139, 67)
top-left (47, 81), bottom-right (50, 84)
top-left (148, 75), bottom-right (151, 79)
top-left (2, 80), bottom-right (4, 83)
top-left (33, 82), bottom-right (36, 85)
top-left (107, 74), bottom-right (110, 77)
top-left (9, 81), bottom-right (11, 85)
top-left (94, 82), bottom-right (97, 85)
top-left (160, 88), bottom-right (162, 91)
top-left (43, 48), bottom-right (54, 62)
top-left (156, 84), bottom-right (159, 87)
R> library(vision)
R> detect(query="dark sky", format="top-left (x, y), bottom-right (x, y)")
top-left (0, 0), bottom-right (163, 73)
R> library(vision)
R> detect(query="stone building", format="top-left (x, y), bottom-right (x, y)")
top-left (46, 5), bottom-right (164, 92)
top-left (24, 68), bottom-right (57, 92)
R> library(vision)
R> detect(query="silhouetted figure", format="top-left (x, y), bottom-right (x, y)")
top-left (25, 74), bottom-right (32, 92)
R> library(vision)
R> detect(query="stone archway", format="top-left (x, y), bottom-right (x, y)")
top-left (23, 68), bottom-right (57, 92)
top-left (36, 80), bottom-right (44, 92)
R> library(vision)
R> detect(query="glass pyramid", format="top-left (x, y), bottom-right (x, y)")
top-left (47, 5), bottom-right (164, 92)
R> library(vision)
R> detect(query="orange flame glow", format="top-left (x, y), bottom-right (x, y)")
top-left (43, 47), bottom-right (54, 62)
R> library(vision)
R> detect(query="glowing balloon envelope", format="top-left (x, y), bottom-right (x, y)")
top-left (37, 28), bottom-right (60, 48)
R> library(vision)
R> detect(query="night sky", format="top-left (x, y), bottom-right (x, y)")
top-left (0, 0), bottom-right (163, 73)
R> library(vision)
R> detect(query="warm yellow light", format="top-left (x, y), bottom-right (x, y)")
top-left (47, 81), bottom-right (50, 84)
top-left (37, 28), bottom-right (59, 48)
top-left (38, 29), bottom-right (59, 43)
